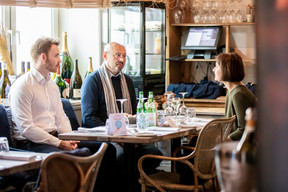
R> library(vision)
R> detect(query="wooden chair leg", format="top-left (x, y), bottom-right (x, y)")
top-left (141, 184), bottom-right (146, 192)
top-left (214, 177), bottom-right (221, 192)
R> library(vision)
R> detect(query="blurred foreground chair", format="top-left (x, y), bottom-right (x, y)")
top-left (36, 143), bottom-right (108, 192)
top-left (138, 116), bottom-right (235, 192)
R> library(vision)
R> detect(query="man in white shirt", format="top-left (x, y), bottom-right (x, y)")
top-left (9, 37), bottom-right (79, 152)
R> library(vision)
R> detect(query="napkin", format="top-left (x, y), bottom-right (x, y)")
top-left (146, 127), bottom-right (180, 132)
top-left (77, 127), bottom-right (107, 133)
top-left (0, 153), bottom-right (37, 161)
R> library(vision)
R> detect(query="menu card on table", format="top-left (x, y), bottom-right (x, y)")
top-left (107, 113), bottom-right (127, 136)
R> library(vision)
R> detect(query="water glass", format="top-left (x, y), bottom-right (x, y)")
top-left (185, 108), bottom-right (196, 124)
top-left (157, 111), bottom-right (165, 127)
top-left (215, 142), bottom-right (257, 192)
top-left (0, 137), bottom-right (9, 152)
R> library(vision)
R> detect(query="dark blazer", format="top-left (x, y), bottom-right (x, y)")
top-left (81, 70), bottom-right (136, 128)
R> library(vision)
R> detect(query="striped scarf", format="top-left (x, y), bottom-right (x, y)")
top-left (98, 63), bottom-right (132, 116)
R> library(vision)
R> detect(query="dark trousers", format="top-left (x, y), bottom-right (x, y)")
top-left (0, 173), bottom-right (30, 192)
top-left (112, 143), bottom-right (163, 191)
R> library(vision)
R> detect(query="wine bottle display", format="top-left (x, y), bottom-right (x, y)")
top-left (54, 65), bottom-right (67, 98)
top-left (70, 59), bottom-right (82, 100)
top-left (60, 32), bottom-right (73, 85)
top-left (0, 62), bottom-right (11, 98)
top-left (85, 57), bottom-right (93, 78)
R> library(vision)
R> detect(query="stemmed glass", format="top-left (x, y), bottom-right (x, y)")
top-left (164, 93), bottom-right (175, 117)
top-left (172, 97), bottom-right (181, 119)
top-left (116, 99), bottom-right (129, 128)
top-left (179, 92), bottom-right (188, 116)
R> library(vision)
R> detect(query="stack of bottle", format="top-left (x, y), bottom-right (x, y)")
top-left (55, 32), bottom-right (94, 100)
top-left (137, 91), bottom-right (157, 129)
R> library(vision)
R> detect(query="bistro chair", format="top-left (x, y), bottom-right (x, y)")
top-left (138, 116), bottom-right (236, 192)
top-left (36, 143), bottom-right (108, 192)
top-left (61, 98), bottom-right (80, 130)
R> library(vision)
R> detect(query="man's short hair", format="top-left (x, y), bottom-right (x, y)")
top-left (216, 52), bottom-right (245, 82)
top-left (30, 37), bottom-right (60, 62)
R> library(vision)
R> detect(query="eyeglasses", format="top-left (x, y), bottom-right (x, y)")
top-left (108, 52), bottom-right (129, 60)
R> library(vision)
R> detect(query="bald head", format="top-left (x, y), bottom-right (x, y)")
top-left (104, 42), bottom-right (125, 53)
top-left (103, 42), bottom-right (127, 75)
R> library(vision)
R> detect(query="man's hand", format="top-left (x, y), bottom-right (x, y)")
top-left (226, 136), bottom-right (233, 142)
top-left (58, 140), bottom-right (80, 151)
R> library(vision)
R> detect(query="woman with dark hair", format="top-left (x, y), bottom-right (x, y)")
top-left (213, 52), bottom-right (256, 141)
top-left (176, 52), bottom-right (256, 185)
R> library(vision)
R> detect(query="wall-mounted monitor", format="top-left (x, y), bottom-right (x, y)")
top-left (181, 26), bottom-right (222, 59)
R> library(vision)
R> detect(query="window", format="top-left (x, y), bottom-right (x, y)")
top-left (2, 6), bottom-right (102, 78)
top-left (0, 6), bottom-right (2, 20)
top-left (13, 7), bottom-right (53, 74)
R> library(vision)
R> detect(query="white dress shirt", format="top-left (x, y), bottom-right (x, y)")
top-left (9, 67), bottom-right (72, 147)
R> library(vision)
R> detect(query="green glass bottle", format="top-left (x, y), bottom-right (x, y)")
top-left (137, 91), bottom-right (144, 114)
top-left (236, 107), bottom-right (256, 152)
top-left (26, 61), bottom-right (30, 73)
top-left (137, 91), bottom-right (149, 130)
top-left (84, 57), bottom-right (93, 78)
top-left (54, 65), bottom-right (67, 98)
top-left (60, 32), bottom-right (73, 85)
top-left (70, 59), bottom-right (82, 100)
top-left (17, 61), bottom-right (25, 78)
top-left (0, 62), bottom-right (2, 79)
top-left (0, 62), bottom-right (11, 99)
top-left (146, 91), bottom-right (156, 127)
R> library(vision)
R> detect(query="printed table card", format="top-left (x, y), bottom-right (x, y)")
top-left (107, 113), bottom-right (127, 136)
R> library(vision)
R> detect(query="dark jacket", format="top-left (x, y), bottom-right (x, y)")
top-left (81, 70), bottom-right (136, 128)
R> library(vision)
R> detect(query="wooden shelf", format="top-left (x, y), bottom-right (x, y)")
top-left (168, 59), bottom-right (256, 62)
top-left (171, 23), bottom-right (256, 27)
top-left (184, 96), bottom-right (226, 108)
top-left (184, 59), bottom-right (216, 62)
top-left (165, 3), bottom-right (256, 89)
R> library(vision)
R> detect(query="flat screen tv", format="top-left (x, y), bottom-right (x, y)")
top-left (181, 26), bottom-right (222, 51)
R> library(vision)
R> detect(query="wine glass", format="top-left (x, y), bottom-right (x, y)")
top-left (116, 99), bottom-right (129, 128)
top-left (215, 142), bottom-right (257, 192)
top-left (179, 92), bottom-right (188, 116)
top-left (164, 93), bottom-right (175, 117)
top-left (172, 97), bottom-right (181, 119)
